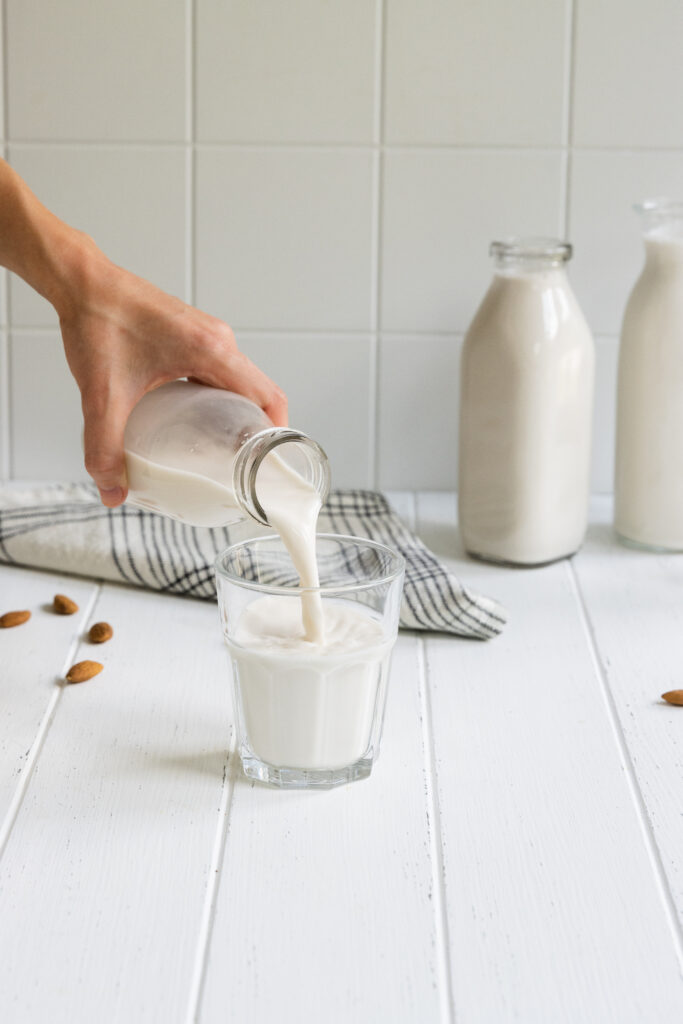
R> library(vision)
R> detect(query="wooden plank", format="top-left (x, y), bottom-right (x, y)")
top-left (199, 625), bottom-right (445, 1021)
top-left (0, 581), bottom-right (232, 1024)
top-left (417, 492), bottom-right (683, 1023)
top-left (573, 498), bottom-right (683, 941)
top-left (0, 566), bottom-right (98, 826)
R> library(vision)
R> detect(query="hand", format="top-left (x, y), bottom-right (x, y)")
top-left (57, 243), bottom-right (287, 507)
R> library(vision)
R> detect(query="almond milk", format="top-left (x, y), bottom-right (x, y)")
top-left (458, 239), bottom-right (594, 565)
top-left (615, 209), bottom-right (683, 550)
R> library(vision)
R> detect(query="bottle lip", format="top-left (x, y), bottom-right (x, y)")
top-left (634, 197), bottom-right (683, 218)
top-left (490, 237), bottom-right (572, 264)
top-left (232, 427), bottom-right (331, 527)
top-left (215, 533), bottom-right (405, 595)
top-left (634, 198), bottom-right (683, 241)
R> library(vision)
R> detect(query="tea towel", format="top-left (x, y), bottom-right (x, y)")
top-left (0, 484), bottom-right (506, 639)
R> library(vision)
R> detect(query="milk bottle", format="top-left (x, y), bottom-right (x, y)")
top-left (615, 200), bottom-right (683, 550)
top-left (124, 380), bottom-right (330, 639)
top-left (458, 238), bottom-right (595, 565)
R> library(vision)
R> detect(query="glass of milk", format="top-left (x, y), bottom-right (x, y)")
top-left (215, 535), bottom-right (405, 789)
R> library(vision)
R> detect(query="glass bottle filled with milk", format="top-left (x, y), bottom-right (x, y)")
top-left (615, 199), bottom-right (683, 550)
top-left (458, 238), bottom-right (595, 566)
top-left (123, 380), bottom-right (330, 530)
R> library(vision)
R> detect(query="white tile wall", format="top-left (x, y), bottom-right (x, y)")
top-left (384, 0), bottom-right (569, 146)
top-left (573, 0), bottom-right (683, 147)
top-left (380, 150), bottom-right (565, 333)
top-left (8, 146), bottom-right (188, 327)
top-left (10, 332), bottom-right (86, 480)
top-left (1, 0), bottom-right (680, 492)
top-left (378, 335), bottom-right (461, 490)
top-left (196, 148), bottom-right (374, 330)
top-left (236, 333), bottom-right (374, 488)
top-left (6, 0), bottom-right (187, 141)
top-left (569, 149), bottom-right (683, 336)
top-left (196, 0), bottom-right (377, 143)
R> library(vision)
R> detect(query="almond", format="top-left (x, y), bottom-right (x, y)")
top-left (66, 660), bottom-right (103, 684)
top-left (53, 593), bottom-right (79, 615)
top-left (88, 621), bottom-right (113, 644)
top-left (0, 610), bottom-right (31, 628)
top-left (662, 690), bottom-right (683, 706)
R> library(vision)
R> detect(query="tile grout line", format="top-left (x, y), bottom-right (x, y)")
top-left (6, 324), bottom-right (622, 343)
top-left (1, 0), bottom-right (10, 479)
top-left (370, 0), bottom-right (385, 489)
top-left (7, 138), bottom-right (683, 155)
top-left (417, 633), bottom-right (457, 1024)
top-left (184, 742), bottom-right (240, 1024)
top-left (0, 583), bottom-right (103, 862)
top-left (184, 0), bottom-right (195, 307)
top-left (566, 559), bottom-right (683, 972)
top-left (561, 0), bottom-right (577, 239)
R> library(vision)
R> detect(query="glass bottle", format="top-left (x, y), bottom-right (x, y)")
top-left (458, 237), bottom-right (595, 566)
top-left (123, 380), bottom-right (330, 528)
top-left (615, 199), bottom-right (683, 550)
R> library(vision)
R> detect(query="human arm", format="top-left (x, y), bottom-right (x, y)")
top-left (0, 158), bottom-right (287, 506)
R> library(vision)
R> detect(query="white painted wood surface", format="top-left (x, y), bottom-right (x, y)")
top-left (0, 494), bottom-right (682, 1023)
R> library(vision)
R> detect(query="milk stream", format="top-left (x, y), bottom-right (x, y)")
top-left (127, 446), bottom-right (325, 641)
top-left (128, 438), bottom-right (390, 770)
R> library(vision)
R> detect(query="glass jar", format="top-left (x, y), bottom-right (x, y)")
top-left (615, 199), bottom-right (683, 550)
top-left (458, 238), bottom-right (595, 566)
top-left (124, 380), bottom-right (330, 528)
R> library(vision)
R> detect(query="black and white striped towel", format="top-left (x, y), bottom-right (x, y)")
top-left (0, 484), bottom-right (506, 639)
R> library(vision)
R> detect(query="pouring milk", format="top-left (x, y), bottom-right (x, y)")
top-left (124, 381), bottom-right (329, 641)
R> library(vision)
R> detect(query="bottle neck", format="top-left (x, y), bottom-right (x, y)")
top-left (490, 238), bottom-right (571, 277)
top-left (232, 427), bottom-right (331, 526)
top-left (494, 256), bottom-right (568, 276)
top-left (643, 232), bottom-right (683, 269)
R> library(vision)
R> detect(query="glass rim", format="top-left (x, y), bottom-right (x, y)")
top-left (490, 236), bottom-right (572, 262)
top-left (634, 197), bottom-right (683, 218)
top-left (214, 532), bottom-right (405, 596)
top-left (232, 426), bottom-right (331, 527)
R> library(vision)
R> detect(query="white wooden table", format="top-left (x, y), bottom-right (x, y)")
top-left (1, 493), bottom-right (683, 1024)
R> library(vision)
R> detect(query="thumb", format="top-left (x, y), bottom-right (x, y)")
top-left (82, 391), bottom-right (131, 507)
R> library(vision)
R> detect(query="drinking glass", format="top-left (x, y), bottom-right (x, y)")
top-left (215, 534), bottom-right (404, 789)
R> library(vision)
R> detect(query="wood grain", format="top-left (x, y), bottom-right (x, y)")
top-left (0, 582), bottom-right (232, 1024)
top-left (0, 567), bottom-right (98, 827)
top-left (417, 492), bottom-right (683, 1023)
top-left (573, 498), bottom-right (683, 951)
top-left (2, 496), bottom-right (683, 1022)
top-left (198, 631), bottom-right (443, 1024)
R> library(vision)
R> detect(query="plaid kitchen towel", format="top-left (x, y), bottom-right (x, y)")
top-left (0, 484), bottom-right (506, 639)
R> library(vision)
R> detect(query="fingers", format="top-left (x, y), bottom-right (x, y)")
top-left (194, 344), bottom-right (289, 427)
top-left (82, 389), bottom-right (132, 507)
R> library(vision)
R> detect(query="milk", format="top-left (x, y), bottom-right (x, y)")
top-left (459, 262), bottom-right (594, 565)
top-left (254, 455), bottom-right (324, 642)
top-left (127, 446), bottom-right (324, 641)
top-left (228, 596), bottom-right (390, 770)
top-left (126, 450), bottom-right (239, 527)
top-left (126, 387), bottom-right (395, 774)
top-left (615, 230), bottom-right (683, 549)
